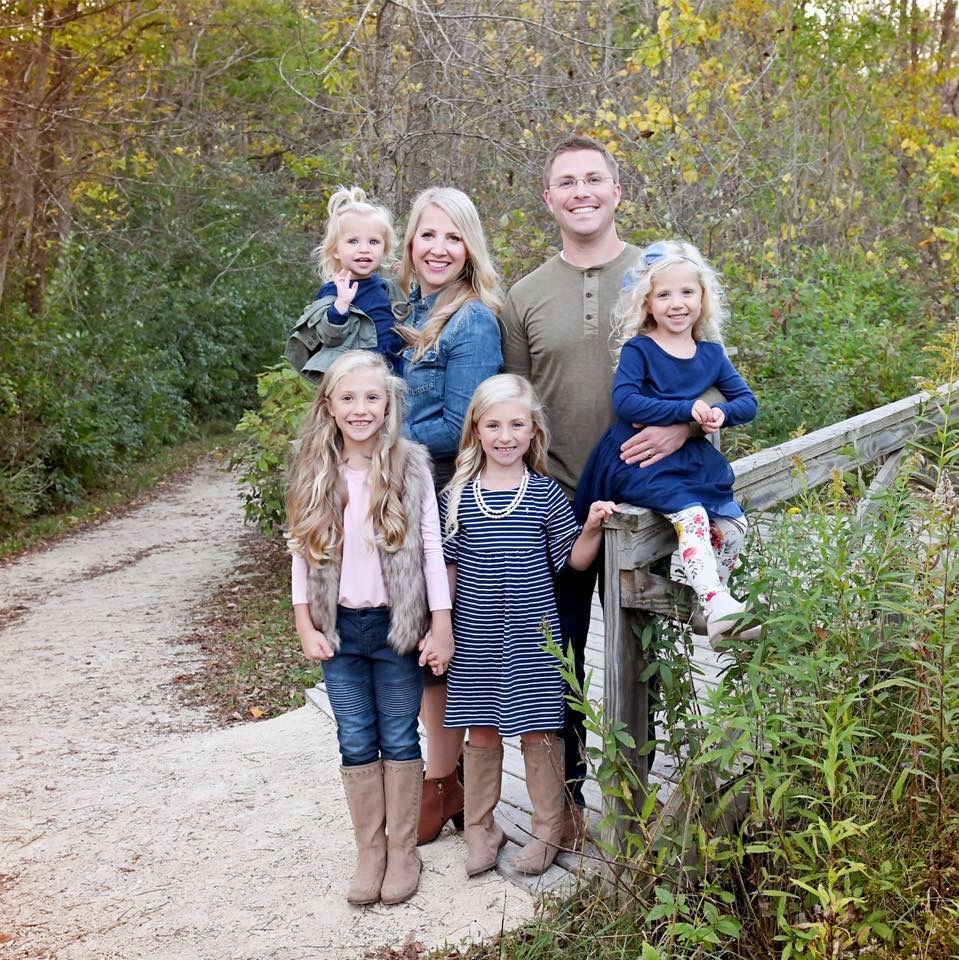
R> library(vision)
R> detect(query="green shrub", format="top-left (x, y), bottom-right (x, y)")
top-left (233, 364), bottom-right (313, 537)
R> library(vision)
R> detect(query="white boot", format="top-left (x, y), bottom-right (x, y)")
top-left (705, 591), bottom-right (760, 648)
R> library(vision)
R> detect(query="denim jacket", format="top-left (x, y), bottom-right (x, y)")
top-left (402, 289), bottom-right (503, 459)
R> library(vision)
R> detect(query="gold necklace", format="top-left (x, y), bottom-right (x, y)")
top-left (472, 465), bottom-right (529, 519)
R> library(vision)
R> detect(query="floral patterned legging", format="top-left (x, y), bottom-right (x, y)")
top-left (664, 505), bottom-right (748, 604)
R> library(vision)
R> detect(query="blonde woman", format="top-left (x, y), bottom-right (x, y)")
top-left (395, 187), bottom-right (504, 845)
top-left (287, 350), bottom-right (453, 906)
top-left (439, 374), bottom-right (614, 875)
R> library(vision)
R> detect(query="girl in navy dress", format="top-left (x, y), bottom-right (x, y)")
top-left (440, 374), bottom-right (615, 877)
top-left (576, 240), bottom-right (760, 646)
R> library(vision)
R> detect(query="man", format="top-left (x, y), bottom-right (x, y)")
top-left (500, 135), bottom-right (693, 841)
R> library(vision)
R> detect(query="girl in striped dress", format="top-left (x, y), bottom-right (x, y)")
top-left (439, 374), bottom-right (615, 877)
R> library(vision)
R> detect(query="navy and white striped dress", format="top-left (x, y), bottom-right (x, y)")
top-left (440, 472), bottom-right (581, 736)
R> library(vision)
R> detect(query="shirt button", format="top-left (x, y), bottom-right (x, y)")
top-left (585, 314), bottom-right (594, 320)
top-left (585, 291), bottom-right (593, 298)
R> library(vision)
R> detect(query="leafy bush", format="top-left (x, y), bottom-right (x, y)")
top-left (233, 365), bottom-right (313, 538)
top-left (0, 156), bottom-right (311, 531)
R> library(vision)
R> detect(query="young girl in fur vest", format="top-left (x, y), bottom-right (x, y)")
top-left (439, 374), bottom-right (616, 877)
top-left (286, 350), bottom-right (453, 906)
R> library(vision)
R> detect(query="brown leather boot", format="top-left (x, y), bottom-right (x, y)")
top-left (463, 742), bottom-right (507, 876)
top-left (340, 760), bottom-right (387, 905)
top-left (380, 758), bottom-right (424, 905)
top-left (417, 769), bottom-right (465, 845)
top-left (560, 800), bottom-right (588, 850)
top-left (512, 736), bottom-right (565, 875)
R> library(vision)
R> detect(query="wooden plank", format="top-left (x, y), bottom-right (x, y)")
top-left (855, 449), bottom-right (907, 524)
top-left (604, 381), bottom-right (959, 571)
top-left (600, 527), bottom-right (650, 875)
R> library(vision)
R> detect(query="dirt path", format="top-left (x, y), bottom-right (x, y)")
top-left (0, 461), bottom-right (534, 960)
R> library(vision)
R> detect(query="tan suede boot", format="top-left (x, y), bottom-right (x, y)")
top-left (380, 758), bottom-right (424, 905)
top-left (463, 742), bottom-right (507, 877)
top-left (512, 737), bottom-right (565, 875)
top-left (340, 760), bottom-right (387, 905)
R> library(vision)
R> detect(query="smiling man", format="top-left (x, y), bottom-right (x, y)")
top-left (501, 134), bottom-right (690, 839)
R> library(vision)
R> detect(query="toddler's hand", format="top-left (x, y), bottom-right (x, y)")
top-left (701, 406), bottom-right (726, 434)
top-left (300, 626), bottom-right (333, 661)
top-left (585, 500), bottom-right (619, 531)
top-left (691, 398), bottom-right (712, 426)
top-left (333, 269), bottom-right (359, 313)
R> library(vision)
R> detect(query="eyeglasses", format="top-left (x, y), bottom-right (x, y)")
top-left (547, 175), bottom-right (615, 193)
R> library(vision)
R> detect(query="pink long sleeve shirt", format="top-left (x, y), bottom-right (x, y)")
top-left (291, 463), bottom-right (451, 612)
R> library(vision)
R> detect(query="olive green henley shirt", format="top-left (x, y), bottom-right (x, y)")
top-left (501, 244), bottom-right (641, 498)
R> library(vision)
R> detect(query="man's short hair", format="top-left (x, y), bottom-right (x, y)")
top-left (543, 135), bottom-right (620, 190)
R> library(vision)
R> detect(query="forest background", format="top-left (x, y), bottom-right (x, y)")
top-left (2, 0), bottom-right (958, 528)
top-left (4, 4), bottom-right (959, 958)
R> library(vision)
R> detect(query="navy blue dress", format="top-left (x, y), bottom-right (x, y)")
top-left (575, 337), bottom-right (757, 520)
top-left (440, 473), bottom-right (580, 737)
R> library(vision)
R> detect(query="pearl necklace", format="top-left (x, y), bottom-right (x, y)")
top-left (472, 465), bottom-right (529, 520)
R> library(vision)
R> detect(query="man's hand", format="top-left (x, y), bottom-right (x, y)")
top-left (620, 422), bottom-right (690, 468)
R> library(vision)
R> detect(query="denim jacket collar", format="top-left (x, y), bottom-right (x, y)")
top-left (407, 284), bottom-right (441, 326)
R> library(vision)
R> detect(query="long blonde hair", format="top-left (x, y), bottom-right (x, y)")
top-left (310, 186), bottom-right (397, 282)
top-left (286, 351), bottom-right (410, 564)
top-left (397, 187), bottom-right (502, 362)
top-left (443, 374), bottom-right (549, 540)
top-left (610, 240), bottom-right (727, 365)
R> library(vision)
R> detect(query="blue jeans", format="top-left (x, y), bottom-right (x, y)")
top-left (323, 606), bottom-right (424, 767)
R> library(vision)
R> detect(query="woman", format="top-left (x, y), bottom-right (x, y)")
top-left (396, 187), bottom-right (503, 844)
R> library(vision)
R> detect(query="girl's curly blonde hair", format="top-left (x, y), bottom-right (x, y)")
top-left (286, 351), bottom-right (410, 564)
top-left (310, 186), bottom-right (397, 282)
top-left (610, 240), bottom-right (727, 365)
top-left (442, 374), bottom-right (549, 540)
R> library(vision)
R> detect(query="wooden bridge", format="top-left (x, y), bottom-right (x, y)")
top-left (309, 380), bottom-right (957, 897)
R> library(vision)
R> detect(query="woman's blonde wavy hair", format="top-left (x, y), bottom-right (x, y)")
top-left (310, 186), bottom-right (397, 282)
top-left (443, 374), bottom-right (549, 540)
top-left (610, 240), bottom-right (727, 366)
top-left (286, 351), bottom-right (410, 564)
top-left (397, 187), bottom-right (502, 363)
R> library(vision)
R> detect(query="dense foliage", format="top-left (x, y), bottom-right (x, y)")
top-left (3, 0), bottom-right (957, 531)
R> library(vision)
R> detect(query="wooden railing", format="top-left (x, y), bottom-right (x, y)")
top-left (599, 381), bottom-right (958, 857)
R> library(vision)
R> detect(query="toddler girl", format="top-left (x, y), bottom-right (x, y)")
top-left (287, 350), bottom-right (453, 906)
top-left (440, 374), bottom-right (615, 877)
top-left (285, 187), bottom-right (404, 380)
top-left (576, 240), bottom-right (760, 646)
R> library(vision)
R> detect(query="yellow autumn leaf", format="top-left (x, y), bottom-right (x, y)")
top-left (682, 168), bottom-right (699, 184)
top-left (249, 706), bottom-right (265, 718)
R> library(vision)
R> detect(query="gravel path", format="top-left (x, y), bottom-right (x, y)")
top-left (0, 460), bottom-right (534, 959)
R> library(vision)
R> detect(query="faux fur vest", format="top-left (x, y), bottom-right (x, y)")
top-left (306, 440), bottom-right (431, 656)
